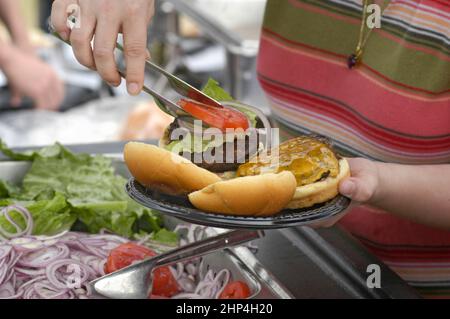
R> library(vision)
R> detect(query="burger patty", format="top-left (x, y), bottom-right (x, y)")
top-left (165, 120), bottom-right (260, 173)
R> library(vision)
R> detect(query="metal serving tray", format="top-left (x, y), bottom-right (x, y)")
top-left (0, 158), bottom-right (293, 299)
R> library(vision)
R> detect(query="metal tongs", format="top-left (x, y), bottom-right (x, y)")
top-left (90, 230), bottom-right (264, 299)
top-left (48, 21), bottom-right (222, 125)
top-left (49, 18), bottom-right (273, 148)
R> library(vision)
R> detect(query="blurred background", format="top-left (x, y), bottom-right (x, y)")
top-left (0, 0), bottom-right (268, 148)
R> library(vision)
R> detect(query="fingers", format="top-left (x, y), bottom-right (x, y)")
top-left (51, 0), bottom-right (77, 40)
top-left (9, 90), bottom-right (22, 108)
top-left (48, 78), bottom-right (65, 111)
top-left (339, 176), bottom-right (376, 203)
top-left (122, 14), bottom-right (148, 95)
top-left (35, 72), bottom-right (65, 111)
top-left (70, 8), bottom-right (97, 70)
top-left (93, 16), bottom-right (121, 86)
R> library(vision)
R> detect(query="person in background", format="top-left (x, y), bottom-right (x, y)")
top-left (51, 0), bottom-right (449, 297)
top-left (0, 0), bottom-right (64, 110)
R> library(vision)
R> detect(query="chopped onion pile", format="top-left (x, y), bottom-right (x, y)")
top-left (0, 205), bottom-right (245, 299)
top-left (169, 225), bottom-right (231, 299)
top-left (0, 205), bottom-right (127, 299)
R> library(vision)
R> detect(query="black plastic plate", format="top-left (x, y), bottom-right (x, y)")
top-left (126, 179), bottom-right (351, 229)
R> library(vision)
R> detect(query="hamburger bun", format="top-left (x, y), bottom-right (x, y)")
top-left (237, 136), bottom-right (351, 211)
top-left (188, 171), bottom-right (297, 216)
top-left (124, 142), bottom-right (221, 195)
top-left (286, 158), bottom-right (350, 209)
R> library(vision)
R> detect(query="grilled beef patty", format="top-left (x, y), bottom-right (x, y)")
top-left (162, 120), bottom-right (260, 173)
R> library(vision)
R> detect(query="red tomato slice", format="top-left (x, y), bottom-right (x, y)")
top-left (105, 243), bottom-right (179, 297)
top-left (219, 281), bottom-right (251, 299)
top-left (178, 99), bottom-right (249, 131)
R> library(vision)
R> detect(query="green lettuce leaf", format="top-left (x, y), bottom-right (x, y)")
top-left (27, 192), bottom-right (76, 235)
top-left (201, 78), bottom-right (234, 101)
top-left (0, 193), bottom-right (76, 236)
top-left (201, 78), bottom-right (258, 127)
top-left (0, 140), bottom-right (173, 239)
top-left (0, 180), bottom-right (20, 199)
top-left (165, 133), bottom-right (225, 154)
top-left (150, 228), bottom-right (179, 246)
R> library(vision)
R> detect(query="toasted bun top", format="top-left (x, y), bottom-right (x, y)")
top-left (124, 142), bottom-right (221, 195)
top-left (286, 158), bottom-right (350, 209)
top-left (188, 171), bottom-right (297, 216)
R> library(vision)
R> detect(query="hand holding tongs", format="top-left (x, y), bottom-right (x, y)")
top-left (48, 21), bottom-right (222, 125)
top-left (49, 18), bottom-right (273, 148)
top-left (90, 230), bottom-right (264, 299)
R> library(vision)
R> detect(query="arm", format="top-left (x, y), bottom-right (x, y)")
top-left (339, 158), bottom-right (450, 230)
top-left (0, 0), bottom-right (30, 50)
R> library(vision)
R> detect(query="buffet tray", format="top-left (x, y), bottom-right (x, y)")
top-left (0, 158), bottom-right (293, 299)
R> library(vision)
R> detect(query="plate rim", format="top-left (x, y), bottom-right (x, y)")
top-left (126, 178), bottom-right (351, 229)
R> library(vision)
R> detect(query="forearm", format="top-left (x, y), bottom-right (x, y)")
top-left (0, 38), bottom-right (14, 67)
top-left (370, 162), bottom-right (450, 229)
top-left (0, 0), bottom-right (29, 44)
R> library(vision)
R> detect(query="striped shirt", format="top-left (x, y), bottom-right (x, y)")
top-left (257, 0), bottom-right (450, 298)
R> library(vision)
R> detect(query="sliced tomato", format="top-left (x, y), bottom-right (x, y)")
top-left (219, 281), bottom-right (251, 299)
top-left (178, 99), bottom-right (249, 131)
top-left (105, 242), bottom-right (179, 297)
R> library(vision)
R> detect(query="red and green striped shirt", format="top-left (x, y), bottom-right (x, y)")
top-left (257, 0), bottom-right (450, 298)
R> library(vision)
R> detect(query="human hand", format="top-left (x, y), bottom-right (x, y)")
top-left (308, 158), bottom-right (381, 229)
top-left (51, 0), bottom-right (155, 95)
top-left (338, 158), bottom-right (380, 204)
top-left (9, 32), bottom-right (35, 55)
top-left (2, 46), bottom-right (65, 110)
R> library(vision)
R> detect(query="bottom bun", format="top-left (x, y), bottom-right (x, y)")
top-left (188, 171), bottom-right (297, 217)
top-left (286, 159), bottom-right (350, 209)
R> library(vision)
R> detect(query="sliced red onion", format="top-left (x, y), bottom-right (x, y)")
top-left (0, 282), bottom-right (15, 298)
top-left (0, 257), bottom-right (6, 270)
top-left (0, 223), bottom-right (244, 300)
top-left (23, 285), bottom-right (39, 299)
top-left (34, 230), bottom-right (69, 242)
top-left (177, 277), bottom-right (196, 293)
top-left (46, 259), bottom-right (90, 290)
top-left (15, 267), bottom-right (46, 276)
top-left (186, 263), bottom-right (197, 276)
top-left (9, 238), bottom-right (46, 252)
top-left (80, 235), bottom-right (128, 244)
top-left (7, 251), bottom-right (22, 269)
top-left (18, 244), bottom-right (70, 268)
top-left (34, 281), bottom-right (70, 299)
top-left (213, 270), bottom-right (231, 299)
top-left (3, 268), bottom-right (15, 286)
top-left (16, 275), bottom-right (47, 291)
top-left (0, 245), bottom-right (12, 260)
top-left (0, 265), bottom-right (7, 286)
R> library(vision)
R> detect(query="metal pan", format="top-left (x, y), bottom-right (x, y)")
top-left (0, 159), bottom-right (293, 299)
top-left (126, 178), bottom-right (351, 229)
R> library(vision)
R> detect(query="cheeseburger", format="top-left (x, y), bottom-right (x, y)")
top-left (124, 136), bottom-right (350, 217)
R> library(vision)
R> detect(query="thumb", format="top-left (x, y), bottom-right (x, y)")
top-left (339, 177), bottom-right (376, 203)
